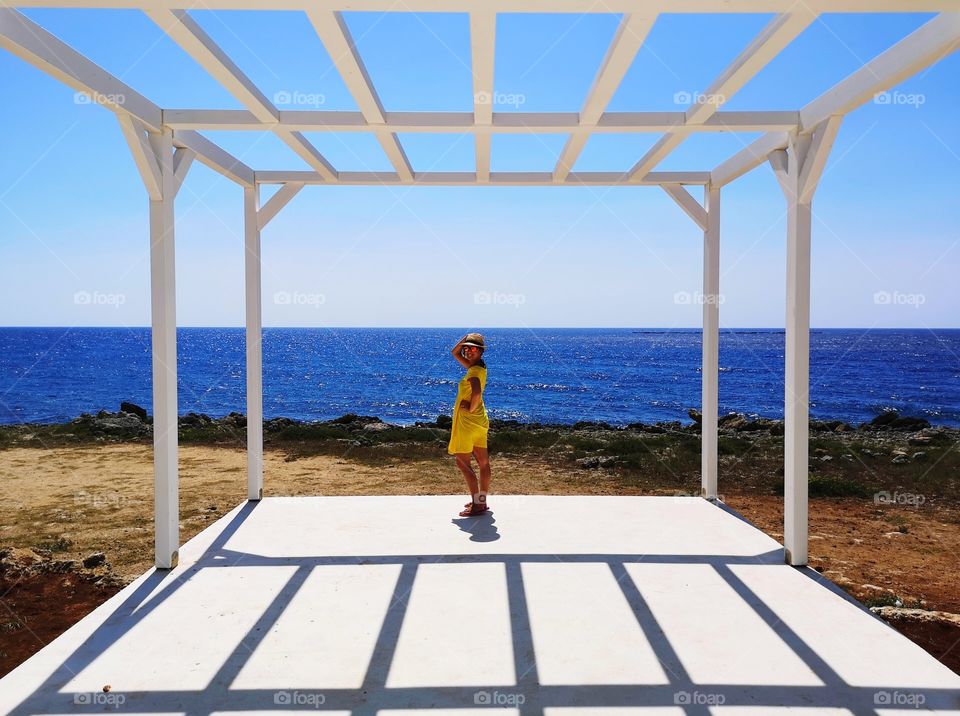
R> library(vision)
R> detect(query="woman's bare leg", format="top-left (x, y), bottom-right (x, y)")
top-left (473, 446), bottom-right (491, 495)
top-left (455, 453), bottom-right (479, 496)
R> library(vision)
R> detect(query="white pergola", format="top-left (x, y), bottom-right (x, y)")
top-left (2, 1), bottom-right (958, 571)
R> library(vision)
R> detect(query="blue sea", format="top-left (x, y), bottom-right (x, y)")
top-left (0, 327), bottom-right (958, 427)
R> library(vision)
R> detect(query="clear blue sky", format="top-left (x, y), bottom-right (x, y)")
top-left (1, 9), bottom-right (957, 328)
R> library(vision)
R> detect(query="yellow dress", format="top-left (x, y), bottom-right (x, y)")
top-left (447, 364), bottom-right (489, 454)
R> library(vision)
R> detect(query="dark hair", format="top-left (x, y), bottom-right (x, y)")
top-left (475, 357), bottom-right (486, 368)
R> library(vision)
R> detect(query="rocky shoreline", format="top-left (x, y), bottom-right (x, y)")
top-left (0, 401), bottom-right (953, 445)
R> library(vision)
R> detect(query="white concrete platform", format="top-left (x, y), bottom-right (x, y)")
top-left (1, 495), bottom-right (958, 715)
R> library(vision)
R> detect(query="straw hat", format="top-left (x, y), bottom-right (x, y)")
top-left (462, 332), bottom-right (486, 349)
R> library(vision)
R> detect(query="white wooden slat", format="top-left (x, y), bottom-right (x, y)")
top-left (9, 0), bottom-right (959, 13)
top-left (630, 11), bottom-right (815, 181)
top-left (800, 12), bottom-right (960, 131)
top-left (555, 13), bottom-right (658, 182)
top-left (471, 11), bottom-right (496, 181)
top-left (0, 8), bottom-right (162, 130)
top-left (254, 170), bottom-right (711, 186)
top-left (144, 8), bottom-right (278, 123)
top-left (160, 109), bottom-right (800, 133)
top-left (172, 130), bottom-right (255, 186)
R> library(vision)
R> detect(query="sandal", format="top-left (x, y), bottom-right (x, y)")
top-left (463, 499), bottom-right (490, 510)
top-left (459, 501), bottom-right (489, 517)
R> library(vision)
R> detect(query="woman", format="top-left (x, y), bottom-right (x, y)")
top-left (448, 332), bottom-right (491, 517)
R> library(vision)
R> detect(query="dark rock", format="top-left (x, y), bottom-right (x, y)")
top-left (82, 552), bottom-right (106, 568)
top-left (91, 412), bottom-right (148, 436)
top-left (866, 411), bottom-right (930, 432)
top-left (572, 421), bottom-right (613, 431)
top-left (869, 411), bottom-right (900, 428)
top-left (222, 412), bottom-right (247, 428)
top-left (179, 412), bottom-right (212, 428)
top-left (435, 415), bottom-right (453, 429)
top-left (890, 416), bottom-right (931, 431)
top-left (264, 417), bottom-right (296, 431)
top-left (119, 401), bottom-right (148, 421)
top-left (575, 455), bottom-right (615, 469)
top-left (687, 408), bottom-right (702, 424)
top-left (629, 422), bottom-right (665, 433)
top-left (330, 413), bottom-right (382, 426)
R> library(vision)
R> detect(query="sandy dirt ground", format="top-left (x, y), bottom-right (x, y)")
top-left (1, 444), bottom-right (958, 675)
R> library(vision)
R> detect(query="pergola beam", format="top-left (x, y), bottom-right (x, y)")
top-left (171, 130), bottom-right (255, 186)
top-left (471, 11), bottom-right (496, 182)
top-left (145, 8), bottom-right (337, 182)
top-left (800, 12), bottom-right (960, 131)
top-left (629, 10), bottom-right (815, 182)
top-left (711, 12), bottom-right (960, 188)
top-left (306, 10), bottom-right (413, 181)
top-left (161, 109), bottom-right (801, 134)
top-left (0, 8), bottom-right (162, 130)
top-left (10, 0), bottom-right (960, 11)
top-left (254, 170), bottom-right (711, 186)
top-left (554, 12), bottom-right (658, 182)
top-left (143, 9), bottom-right (277, 123)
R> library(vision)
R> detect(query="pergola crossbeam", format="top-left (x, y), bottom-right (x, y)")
top-left (306, 10), bottom-right (413, 181)
top-left (801, 12), bottom-right (960, 131)
top-left (471, 11), bottom-right (496, 182)
top-left (145, 7), bottom-right (338, 182)
top-left (253, 170), bottom-right (712, 186)
top-left (0, 8), bottom-right (162, 130)
top-left (160, 109), bottom-right (802, 134)
top-left (555, 12), bottom-right (658, 182)
top-left (9, 0), bottom-right (960, 11)
top-left (629, 10), bottom-right (815, 182)
top-left (711, 12), bottom-right (960, 188)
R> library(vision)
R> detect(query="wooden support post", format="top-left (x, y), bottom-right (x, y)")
top-left (768, 117), bottom-right (840, 566)
top-left (148, 126), bottom-right (179, 569)
top-left (244, 185), bottom-right (264, 500)
top-left (702, 186), bottom-right (720, 500)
